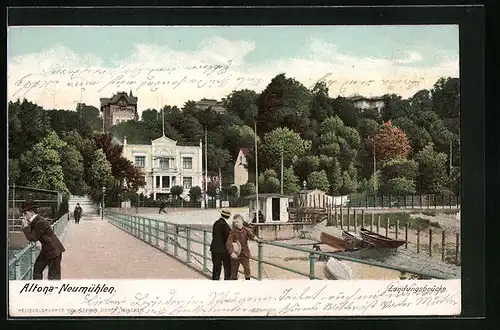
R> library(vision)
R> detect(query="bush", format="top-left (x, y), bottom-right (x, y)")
top-left (170, 185), bottom-right (184, 199)
top-left (239, 182), bottom-right (255, 197)
top-left (189, 186), bottom-right (202, 202)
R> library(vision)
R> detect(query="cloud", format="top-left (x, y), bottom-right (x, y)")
top-left (7, 36), bottom-right (459, 113)
top-left (396, 51), bottom-right (424, 64)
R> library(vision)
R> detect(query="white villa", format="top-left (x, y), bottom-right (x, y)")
top-left (122, 135), bottom-right (203, 200)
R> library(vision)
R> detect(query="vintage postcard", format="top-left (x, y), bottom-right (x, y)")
top-left (8, 24), bottom-right (461, 317)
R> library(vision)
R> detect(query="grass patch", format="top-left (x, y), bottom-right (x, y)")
top-left (421, 211), bottom-right (437, 216)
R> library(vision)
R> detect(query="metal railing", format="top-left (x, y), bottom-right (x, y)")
top-left (8, 213), bottom-right (69, 280)
top-left (105, 211), bottom-right (456, 280)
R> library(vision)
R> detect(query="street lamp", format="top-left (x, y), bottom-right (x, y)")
top-left (302, 180), bottom-right (307, 191)
top-left (101, 186), bottom-right (106, 220)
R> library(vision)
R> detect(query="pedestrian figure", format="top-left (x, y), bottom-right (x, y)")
top-left (73, 203), bottom-right (82, 224)
top-left (209, 208), bottom-right (232, 280)
top-left (227, 214), bottom-right (261, 280)
top-left (158, 199), bottom-right (168, 214)
top-left (20, 200), bottom-right (65, 280)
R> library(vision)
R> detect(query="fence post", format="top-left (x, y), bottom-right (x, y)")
top-left (353, 209), bottom-right (357, 233)
top-left (389, 195), bottom-right (392, 208)
top-left (361, 210), bottom-right (365, 228)
top-left (412, 195), bottom-right (414, 208)
top-left (257, 242), bottom-right (263, 281)
top-left (347, 208), bottom-right (350, 232)
top-left (455, 232), bottom-right (460, 265)
top-left (385, 218), bottom-right (389, 237)
top-left (333, 206), bottom-right (337, 227)
top-left (163, 223), bottom-right (169, 252)
top-left (141, 218), bottom-right (145, 240)
top-left (377, 215), bottom-right (380, 233)
top-left (186, 227), bottom-right (191, 263)
top-left (417, 230), bottom-right (421, 253)
top-left (174, 225), bottom-right (179, 257)
top-left (405, 224), bottom-right (408, 248)
top-left (340, 207), bottom-right (343, 230)
top-left (381, 195), bottom-right (384, 209)
top-left (309, 252), bottom-right (317, 280)
top-left (395, 220), bottom-right (399, 239)
top-left (203, 230), bottom-right (208, 272)
top-left (429, 229), bottom-right (433, 257)
top-left (449, 194), bottom-right (452, 209)
top-left (14, 258), bottom-right (22, 280)
top-left (441, 231), bottom-right (446, 261)
top-left (370, 213), bottom-right (374, 231)
top-left (148, 219), bottom-right (152, 244)
top-left (404, 195), bottom-right (407, 209)
top-left (155, 221), bottom-right (160, 246)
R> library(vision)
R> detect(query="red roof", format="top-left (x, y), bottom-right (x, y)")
top-left (240, 148), bottom-right (250, 157)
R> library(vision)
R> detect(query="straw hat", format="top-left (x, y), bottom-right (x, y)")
top-left (220, 208), bottom-right (231, 218)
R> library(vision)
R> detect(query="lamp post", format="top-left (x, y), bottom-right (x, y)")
top-left (101, 186), bottom-right (106, 220)
top-left (302, 180), bottom-right (307, 191)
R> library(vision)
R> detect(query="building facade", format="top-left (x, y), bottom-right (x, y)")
top-left (348, 94), bottom-right (385, 111)
top-left (122, 135), bottom-right (203, 200)
top-left (100, 91), bottom-right (139, 132)
top-left (233, 148), bottom-right (250, 191)
top-left (195, 98), bottom-right (225, 113)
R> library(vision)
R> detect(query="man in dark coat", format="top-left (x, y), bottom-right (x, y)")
top-left (20, 200), bottom-right (66, 280)
top-left (158, 199), bottom-right (167, 214)
top-left (74, 203), bottom-right (82, 224)
top-left (209, 208), bottom-right (232, 280)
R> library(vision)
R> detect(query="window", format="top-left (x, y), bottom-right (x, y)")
top-left (162, 176), bottom-right (170, 188)
top-left (134, 156), bottom-right (146, 168)
top-left (159, 158), bottom-right (170, 169)
top-left (183, 157), bottom-right (193, 169)
top-left (183, 177), bottom-right (193, 189)
top-left (155, 176), bottom-right (161, 188)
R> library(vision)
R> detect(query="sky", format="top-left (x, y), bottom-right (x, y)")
top-left (7, 25), bottom-right (459, 112)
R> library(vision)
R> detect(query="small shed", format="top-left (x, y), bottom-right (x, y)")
top-left (245, 193), bottom-right (290, 223)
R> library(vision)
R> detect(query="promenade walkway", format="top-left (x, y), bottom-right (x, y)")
top-left (61, 217), bottom-right (205, 279)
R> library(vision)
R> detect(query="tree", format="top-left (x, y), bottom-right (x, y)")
top-left (206, 181), bottom-right (219, 197)
top-left (391, 117), bottom-right (432, 153)
top-left (307, 170), bottom-right (330, 192)
top-left (293, 155), bottom-right (320, 182)
top-left (206, 147), bottom-right (232, 174)
top-left (239, 182), bottom-right (255, 197)
top-left (9, 159), bottom-right (21, 184)
top-left (310, 82), bottom-right (334, 123)
top-left (380, 94), bottom-right (411, 122)
top-left (18, 131), bottom-right (69, 192)
top-left (8, 99), bottom-right (51, 158)
top-left (188, 186), bottom-right (202, 202)
top-left (227, 185), bottom-right (239, 199)
top-left (283, 166), bottom-right (301, 195)
top-left (256, 73), bottom-right (312, 136)
top-left (368, 121), bottom-right (411, 164)
top-left (380, 157), bottom-right (418, 183)
top-left (224, 89), bottom-right (259, 127)
top-left (170, 185), bottom-right (184, 199)
top-left (76, 103), bottom-right (102, 133)
top-left (383, 177), bottom-right (417, 196)
top-left (331, 97), bottom-right (360, 127)
top-left (260, 127), bottom-right (311, 170)
top-left (431, 77), bottom-right (460, 122)
top-left (414, 144), bottom-right (450, 195)
top-left (59, 143), bottom-right (87, 195)
top-left (223, 124), bottom-right (259, 159)
top-left (258, 169), bottom-right (281, 193)
top-left (89, 148), bottom-right (113, 190)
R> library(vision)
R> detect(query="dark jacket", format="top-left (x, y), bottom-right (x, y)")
top-left (22, 215), bottom-right (66, 259)
top-left (74, 206), bottom-right (82, 219)
top-left (210, 217), bottom-right (231, 253)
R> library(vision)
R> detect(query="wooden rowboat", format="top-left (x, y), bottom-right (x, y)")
top-left (359, 228), bottom-right (406, 249)
top-left (320, 231), bottom-right (349, 250)
top-left (342, 231), bottom-right (375, 250)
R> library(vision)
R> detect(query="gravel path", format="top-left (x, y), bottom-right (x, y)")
top-left (60, 219), bottom-right (205, 279)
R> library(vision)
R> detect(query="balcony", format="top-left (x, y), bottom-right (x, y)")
top-left (152, 167), bottom-right (178, 173)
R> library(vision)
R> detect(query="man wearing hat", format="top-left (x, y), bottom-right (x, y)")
top-left (209, 208), bottom-right (232, 280)
top-left (20, 200), bottom-right (66, 280)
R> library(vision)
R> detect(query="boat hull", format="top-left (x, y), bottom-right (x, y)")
top-left (359, 228), bottom-right (406, 248)
top-left (320, 232), bottom-right (349, 250)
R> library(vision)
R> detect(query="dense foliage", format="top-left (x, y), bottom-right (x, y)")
top-left (8, 75), bottom-right (460, 203)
